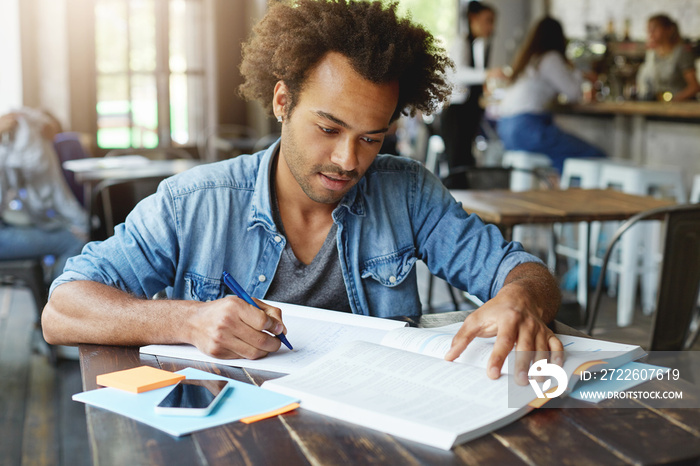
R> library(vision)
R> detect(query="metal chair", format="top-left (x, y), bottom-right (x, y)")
top-left (92, 148), bottom-right (194, 238)
top-left (198, 124), bottom-right (258, 162)
top-left (92, 176), bottom-right (166, 239)
top-left (586, 203), bottom-right (700, 350)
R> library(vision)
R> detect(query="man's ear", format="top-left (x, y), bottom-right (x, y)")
top-left (272, 81), bottom-right (288, 119)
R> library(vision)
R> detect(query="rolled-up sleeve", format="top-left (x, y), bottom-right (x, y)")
top-left (49, 180), bottom-right (179, 299)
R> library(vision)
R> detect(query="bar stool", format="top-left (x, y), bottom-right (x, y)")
top-left (597, 162), bottom-right (687, 327)
top-left (501, 151), bottom-right (554, 266)
top-left (501, 150), bottom-right (552, 191)
top-left (556, 158), bottom-right (607, 310)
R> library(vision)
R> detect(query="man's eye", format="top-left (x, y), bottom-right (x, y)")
top-left (361, 136), bottom-right (380, 144)
top-left (319, 127), bottom-right (336, 134)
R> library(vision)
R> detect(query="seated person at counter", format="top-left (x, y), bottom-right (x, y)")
top-left (636, 14), bottom-right (700, 102)
top-left (496, 17), bottom-right (606, 174)
top-left (41, 0), bottom-right (562, 380)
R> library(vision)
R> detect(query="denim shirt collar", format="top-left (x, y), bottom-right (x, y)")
top-left (248, 141), bottom-right (278, 233)
top-left (248, 138), bottom-right (366, 230)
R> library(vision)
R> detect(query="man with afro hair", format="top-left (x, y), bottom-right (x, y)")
top-left (44, 0), bottom-right (562, 380)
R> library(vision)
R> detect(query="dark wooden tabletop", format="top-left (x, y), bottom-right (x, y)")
top-left (451, 188), bottom-right (675, 228)
top-left (78, 330), bottom-right (700, 465)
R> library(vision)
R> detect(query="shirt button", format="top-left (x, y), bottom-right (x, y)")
top-left (389, 276), bottom-right (397, 284)
top-left (258, 275), bottom-right (266, 282)
top-left (274, 235), bottom-right (282, 243)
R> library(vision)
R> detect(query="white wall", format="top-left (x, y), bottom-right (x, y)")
top-left (0, 0), bottom-right (23, 113)
top-left (550, 0), bottom-right (700, 40)
top-left (489, 0), bottom-right (533, 67)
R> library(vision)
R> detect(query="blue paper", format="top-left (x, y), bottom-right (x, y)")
top-left (569, 361), bottom-right (669, 403)
top-left (73, 367), bottom-right (298, 436)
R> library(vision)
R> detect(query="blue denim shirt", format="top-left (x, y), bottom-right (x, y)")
top-left (51, 141), bottom-right (541, 318)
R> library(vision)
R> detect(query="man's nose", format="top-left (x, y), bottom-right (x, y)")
top-left (330, 138), bottom-right (359, 172)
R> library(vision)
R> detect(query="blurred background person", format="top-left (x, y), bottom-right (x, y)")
top-left (496, 16), bottom-right (606, 174)
top-left (636, 14), bottom-right (700, 102)
top-left (0, 108), bottom-right (88, 282)
top-left (440, 1), bottom-right (500, 187)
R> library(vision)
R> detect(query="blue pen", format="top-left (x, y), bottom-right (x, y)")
top-left (222, 271), bottom-right (293, 350)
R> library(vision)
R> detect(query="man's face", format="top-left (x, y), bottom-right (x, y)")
top-left (274, 52), bottom-right (399, 206)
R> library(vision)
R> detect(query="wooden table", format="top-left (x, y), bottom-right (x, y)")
top-left (451, 188), bottom-right (676, 318)
top-left (451, 188), bottom-right (675, 239)
top-left (78, 320), bottom-right (700, 465)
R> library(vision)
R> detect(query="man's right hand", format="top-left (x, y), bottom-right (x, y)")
top-left (187, 296), bottom-right (286, 360)
top-left (42, 281), bottom-right (288, 361)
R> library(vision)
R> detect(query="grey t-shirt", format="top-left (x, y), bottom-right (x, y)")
top-left (264, 177), bottom-right (352, 313)
top-left (636, 44), bottom-right (696, 98)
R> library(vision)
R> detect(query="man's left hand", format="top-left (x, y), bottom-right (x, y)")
top-left (444, 263), bottom-right (563, 384)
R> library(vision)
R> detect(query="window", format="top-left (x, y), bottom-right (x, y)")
top-left (94, 0), bottom-right (205, 149)
top-left (394, 0), bottom-right (457, 49)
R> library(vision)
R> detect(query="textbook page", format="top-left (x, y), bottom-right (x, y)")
top-left (379, 323), bottom-right (504, 368)
top-left (140, 301), bottom-right (407, 374)
top-left (380, 325), bottom-right (645, 382)
top-left (262, 340), bottom-right (535, 450)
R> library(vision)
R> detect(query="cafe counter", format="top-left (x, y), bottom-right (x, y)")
top-left (563, 101), bottom-right (700, 119)
top-left (553, 101), bottom-right (700, 192)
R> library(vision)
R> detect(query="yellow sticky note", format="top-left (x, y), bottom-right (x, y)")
top-left (96, 366), bottom-right (185, 393)
top-left (240, 402), bottom-right (300, 424)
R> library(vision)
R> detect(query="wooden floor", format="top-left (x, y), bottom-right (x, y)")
top-left (0, 286), bottom-right (89, 466)
top-left (1, 264), bottom-right (697, 465)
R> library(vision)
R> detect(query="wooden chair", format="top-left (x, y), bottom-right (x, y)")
top-left (586, 203), bottom-right (700, 350)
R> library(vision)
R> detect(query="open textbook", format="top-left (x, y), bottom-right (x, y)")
top-left (142, 302), bottom-right (645, 449)
top-left (260, 322), bottom-right (645, 450)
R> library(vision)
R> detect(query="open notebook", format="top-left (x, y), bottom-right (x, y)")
top-left (140, 300), bottom-right (408, 374)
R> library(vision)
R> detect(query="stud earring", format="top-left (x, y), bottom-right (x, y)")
top-left (276, 115), bottom-right (283, 123)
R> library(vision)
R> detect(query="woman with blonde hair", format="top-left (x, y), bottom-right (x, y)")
top-left (636, 14), bottom-right (699, 101)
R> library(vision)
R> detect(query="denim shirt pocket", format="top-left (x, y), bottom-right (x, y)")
top-left (360, 246), bottom-right (417, 287)
top-left (184, 272), bottom-right (225, 302)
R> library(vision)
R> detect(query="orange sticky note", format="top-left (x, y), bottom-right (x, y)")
top-left (240, 403), bottom-right (300, 424)
top-left (96, 366), bottom-right (185, 393)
